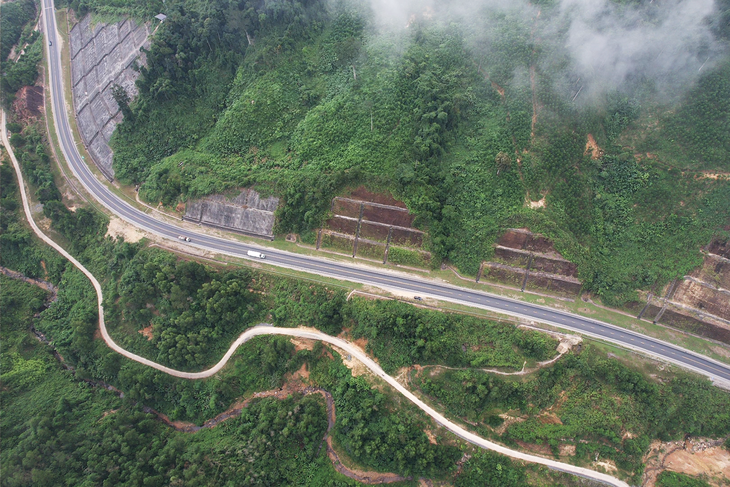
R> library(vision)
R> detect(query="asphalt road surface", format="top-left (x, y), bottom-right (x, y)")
top-left (40, 0), bottom-right (730, 390)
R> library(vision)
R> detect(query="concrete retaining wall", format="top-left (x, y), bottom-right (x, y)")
top-left (183, 189), bottom-right (279, 240)
top-left (69, 15), bottom-right (151, 180)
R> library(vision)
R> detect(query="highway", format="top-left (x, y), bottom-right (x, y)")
top-left (39, 0), bottom-right (730, 394)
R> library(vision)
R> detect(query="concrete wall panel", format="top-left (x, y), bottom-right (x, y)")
top-left (77, 105), bottom-right (98, 143)
top-left (69, 15), bottom-right (149, 180)
top-left (184, 190), bottom-right (280, 239)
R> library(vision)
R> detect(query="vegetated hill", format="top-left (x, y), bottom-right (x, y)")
top-left (84, 0), bottom-right (730, 305)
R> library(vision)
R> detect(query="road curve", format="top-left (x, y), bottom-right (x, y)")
top-left (37, 0), bottom-right (730, 390)
top-left (2, 115), bottom-right (626, 486)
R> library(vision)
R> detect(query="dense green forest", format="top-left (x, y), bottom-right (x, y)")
top-left (0, 0), bottom-right (43, 106)
top-left (64, 0), bottom-right (730, 305)
top-left (0, 277), bottom-right (349, 486)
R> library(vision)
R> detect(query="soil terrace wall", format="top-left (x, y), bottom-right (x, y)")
top-left (639, 244), bottom-right (730, 345)
top-left (672, 280), bottom-right (730, 322)
top-left (69, 15), bottom-right (151, 180)
top-left (482, 229), bottom-right (582, 298)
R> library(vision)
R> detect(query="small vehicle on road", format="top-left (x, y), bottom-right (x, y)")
top-left (49, 40), bottom-right (52, 46)
top-left (177, 235), bottom-right (190, 242)
top-left (247, 250), bottom-right (266, 259)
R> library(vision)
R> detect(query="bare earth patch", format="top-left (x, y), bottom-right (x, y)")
top-left (585, 134), bottom-right (604, 159)
top-left (394, 366), bottom-right (411, 387)
top-left (138, 325), bottom-right (154, 341)
top-left (515, 439), bottom-right (552, 456)
top-left (352, 337), bottom-right (369, 353)
top-left (593, 459), bottom-right (618, 474)
top-left (291, 338), bottom-right (316, 352)
top-left (291, 363), bottom-right (310, 381)
top-left (528, 197), bottom-right (546, 209)
top-left (643, 438), bottom-right (730, 487)
top-left (106, 217), bottom-right (144, 243)
top-left (694, 172), bottom-right (730, 181)
top-left (491, 81), bottom-right (505, 99)
top-left (332, 345), bottom-right (371, 377)
top-left (560, 444), bottom-right (576, 456)
top-left (664, 444), bottom-right (730, 483)
top-left (424, 429), bottom-right (438, 445)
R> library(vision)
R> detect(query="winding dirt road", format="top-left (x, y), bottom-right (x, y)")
top-left (3, 109), bottom-right (628, 486)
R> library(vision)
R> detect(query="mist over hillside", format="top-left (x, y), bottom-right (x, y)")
top-left (361, 0), bottom-right (728, 102)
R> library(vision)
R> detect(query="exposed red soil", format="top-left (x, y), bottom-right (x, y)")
top-left (138, 325), bottom-right (154, 341)
top-left (653, 306), bottom-right (730, 345)
top-left (362, 204), bottom-right (414, 227)
top-left (585, 134), bottom-right (604, 160)
top-left (643, 438), bottom-right (730, 487)
top-left (424, 429), bottom-right (438, 445)
top-left (526, 273), bottom-right (582, 297)
top-left (332, 198), bottom-right (362, 219)
top-left (494, 246), bottom-right (531, 267)
top-left (352, 337), bottom-right (369, 353)
top-left (492, 230), bottom-right (578, 280)
top-left (326, 216), bottom-right (359, 234)
top-left (498, 228), bottom-right (559, 254)
top-left (538, 413), bottom-right (563, 425)
top-left (514, 439), bottom-right (553, 457)
top-left (491, 81), bottom-right (505, 99)
top-left (348, 186), bottom-right (407, 208)
top-left (325, 190), bottom-right (423, 250)
top-left (293, 363), bottom-right (310, 380)
top-left (497, 229), bottom-right (530, 249)
top-left (291, 338), bottom-right (316, 352)
top-left (530, 254), bottom-right (578, 277)
top-left (359, 221), bottom-right (391, 241)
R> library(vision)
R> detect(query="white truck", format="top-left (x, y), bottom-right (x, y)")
top-left (247, 250), bottom-right (266, 259)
